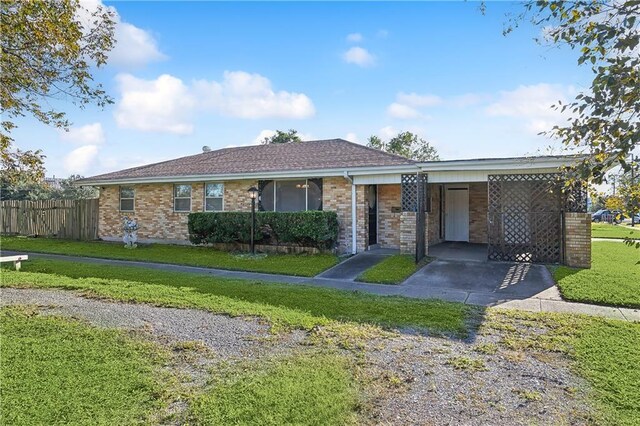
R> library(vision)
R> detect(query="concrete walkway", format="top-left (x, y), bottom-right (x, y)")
top-left (2, 250), bottom-right (638, 322)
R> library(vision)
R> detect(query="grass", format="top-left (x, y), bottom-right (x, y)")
top-left (1, 258), bottom-right (475, 336)
top-left (591, 222), bottom-right (640, 240)
top-left (552, 241), bottom-right (640, 308)
top-left (189, 353), bottom-right (358, 425)
top-left (486, 310), bottom-right (640, 426)
top-left (0, 236), bottom-right (339, 277)
top-left (356, 254), bottom-right (427, 284)
top-left (0, 306), bottom-right (165, 426)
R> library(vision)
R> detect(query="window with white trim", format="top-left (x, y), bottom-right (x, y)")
top-left (174, 184), bottom-right (192, 212)
top-left (204, 183), bottom-right (224, 211)
top-left (259, 179), bottom-right (322, 212)
top-left (119, 186), bottom-right (134, 211)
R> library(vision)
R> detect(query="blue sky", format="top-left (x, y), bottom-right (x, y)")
top-left (13, 1), bottom-right (593, 178)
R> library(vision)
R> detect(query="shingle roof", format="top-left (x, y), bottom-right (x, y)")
top-left (80, 139), bottom-right (416, 183)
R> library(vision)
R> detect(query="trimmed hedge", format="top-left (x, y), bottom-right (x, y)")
top-left (188, 211), bottom-right (339, 250)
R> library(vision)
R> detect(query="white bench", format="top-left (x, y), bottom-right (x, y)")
top-left (0, 255), bottom-right (29, 271)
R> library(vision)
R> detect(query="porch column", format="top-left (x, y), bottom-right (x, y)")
top-left (563, 212), bottom-right (591, 268)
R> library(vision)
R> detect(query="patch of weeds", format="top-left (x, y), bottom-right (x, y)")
top-left (512, 388), bottom-right (542, 402)
top-left (504, 350), bottom-right (525, 363)
top-left (473, 342), bottom-right (498, 355)
top-left (172, 340), bottom-right (209, 353)
top-left (446, 356), bottom-right (487, 372)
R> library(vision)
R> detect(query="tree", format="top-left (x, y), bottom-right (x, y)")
top-left (0, 174), bottom-right (98, 200)
top-left (1, 0), bottom-right (116, 183)
top-left (367, 131), bottom-right (440, 161)
top-left (261, 129), bottom-right (302, 144)
top-left (508, 1), bottom-right (639, 185)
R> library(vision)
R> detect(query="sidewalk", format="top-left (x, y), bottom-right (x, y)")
top-left (3, 250), bottom-right (638, 322)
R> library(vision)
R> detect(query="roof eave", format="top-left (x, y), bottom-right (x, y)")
top-left (77, 164), bottom-right (420, 186)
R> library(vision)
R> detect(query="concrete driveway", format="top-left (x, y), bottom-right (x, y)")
top-left (402, 258), bottom-right (560, 306)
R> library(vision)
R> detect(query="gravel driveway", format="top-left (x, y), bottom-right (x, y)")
top-left (1, 287), bottom-right (593, 425)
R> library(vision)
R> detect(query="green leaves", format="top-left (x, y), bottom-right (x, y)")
top-left (366, 131), bottom-right (440, 161)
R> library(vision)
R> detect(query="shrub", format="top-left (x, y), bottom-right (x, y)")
top-left (188, 211), bottom-right (339, 250)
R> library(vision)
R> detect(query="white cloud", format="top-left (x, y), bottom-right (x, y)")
top-left (194, 71), bottom-right (315, 119)
top-left (64, 145), bottom-right (99, 174)
top-left (78, 0), bottom-right (166, 68)
top-left (343, 47), bottom-right (376, 67)
top-left (345, 132), bottom-right (359, 143)
top-left (252, 129), bottom-right (276, 145)
top-left (346, 33), bottom-right (364, 43)
top-left (379, 126), bottom-right (398, 140)
top-left (396, 92), bottom-right (442, 108)
top-left (59, 123), bottom-right (105, 145)
top-left (485, 83), bottom-right (573, 135)
top-left (114, 73), bottom-right (196, 134)
top-left (387, 103), bottom-right (422, 119)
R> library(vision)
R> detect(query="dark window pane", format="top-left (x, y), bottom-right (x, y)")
top-left (205, 198), bottom-right (223, 211)
top-left (175, 198), bottom-right (191, 212)
top-left (276, 180), bottom-right (306, 212)
top-left (120, 187), bottom-right (134, 199)
top-left (260, 181), bottom-right (274, 211)
top-left (120, 199), bottom-right (134, 211)
top-left (206, 183), bottom-right (223, 198)
top-left (174, 185), bottom-right (191, 198)
top-left (307, 179), bottom-right (323, 210)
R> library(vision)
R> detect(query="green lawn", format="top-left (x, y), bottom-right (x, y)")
top-left (1, 258), bottom-right (475, 335)
top-left (357, 254), bottom-right (426, 284)
top-left (189, 353), bottom-right (358, 425)
top-left (553, 241), bottom-right (640, 308)
top-left (591, 223), bottom-right (640, 239)
top-left (0, 236), bottom-right (338, 277)
top-left (0, 307), bottom-right (166, 426)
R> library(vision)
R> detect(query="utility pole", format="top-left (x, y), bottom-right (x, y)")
top-left (632, 155), bottom-right (638, 227)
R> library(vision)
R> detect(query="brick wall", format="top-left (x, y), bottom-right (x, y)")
top-left (377, 184), bottom-right (401, 249)
top-left (563, 212), bottom-right (591, 268)
top-left (99, 183), bottom-right (204, 243)
top-left (97, 177), bottom-right (372, 253)
top-left (322, 177), bottom-right (353, 253)
top-left (469, 182), bottom-right (488, 244)
top-left (399, 212), bottom-right (428, 256)
top-left (428, 184), bottom-right (443, 245)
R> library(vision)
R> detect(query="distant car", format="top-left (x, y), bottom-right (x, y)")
top-left (592, 209), bottom-right (624, 223)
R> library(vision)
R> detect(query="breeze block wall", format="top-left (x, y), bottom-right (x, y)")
top-left (563, 212), bottom-right (591, 268)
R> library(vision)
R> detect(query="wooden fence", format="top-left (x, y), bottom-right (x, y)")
top-left (1, 199), bottom-right (99, 240)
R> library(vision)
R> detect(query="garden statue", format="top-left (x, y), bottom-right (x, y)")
top-left (122, 216), bottom-right (139, 249)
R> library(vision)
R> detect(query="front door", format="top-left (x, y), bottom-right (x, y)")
top-left (445, 186), bottom-right (469, 242)
top-left (367, 185), bottom-right (377, 246)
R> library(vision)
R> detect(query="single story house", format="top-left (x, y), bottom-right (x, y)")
top-left (78, 139), bottom-right (591, 267)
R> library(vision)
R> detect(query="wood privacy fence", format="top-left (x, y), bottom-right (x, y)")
top-left (1, 199), bottom-right (99, 240)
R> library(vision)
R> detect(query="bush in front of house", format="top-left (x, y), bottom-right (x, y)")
top-left (188, 211), bottom-right (339, 250)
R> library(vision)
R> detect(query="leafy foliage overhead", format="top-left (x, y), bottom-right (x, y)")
top-left (367, 131), bottom-right (440, 161)
top-left (261, 129), bottom-right (303, 144)
top-left (510, 1), bottom-right (639, 184)
top-left (0, 0), bottom-right (116, 183)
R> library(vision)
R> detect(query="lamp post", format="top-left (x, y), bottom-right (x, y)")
top-left (247, 186), bottom-right (259, 254)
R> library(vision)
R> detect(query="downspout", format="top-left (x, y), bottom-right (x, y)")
top-left (344, 171), bottom-right (357, 254)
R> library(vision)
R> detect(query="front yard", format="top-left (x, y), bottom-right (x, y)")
top-left (0, 236), bottom-right (339, 277)
top-left (1, 255), bottom-right (639, 424)
top-left (591, 222), bottom-right (640, 239)
top-left (553, 240), bottom-right (640, 308)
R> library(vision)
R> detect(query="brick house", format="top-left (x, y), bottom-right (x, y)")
top-left (79, 139), bottom-right (590, 267)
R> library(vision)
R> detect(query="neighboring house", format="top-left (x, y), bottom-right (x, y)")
top-left (78, 139), bottom-right (591, 267)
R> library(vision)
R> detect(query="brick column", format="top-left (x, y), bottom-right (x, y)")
top-left (563, 212), bottom-right (591, 268)
top-left (400, 212), bottom-right (416, 255)
top-left (355, 185), bottom-right (368, 252)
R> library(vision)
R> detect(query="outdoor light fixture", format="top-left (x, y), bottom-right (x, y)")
top-left (247, 186), bottom-right (259, 254)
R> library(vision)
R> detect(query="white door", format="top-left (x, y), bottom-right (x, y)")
top-left (445, 187), bottom-right (469, 242)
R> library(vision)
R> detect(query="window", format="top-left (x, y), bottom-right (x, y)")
top-left (259, 179), bottom-right (322, 212)
top-left (174, 184), bottom-right (192, 212)
top-left (119, 186), bottom-right (134, 211)
top-left (204, 183), bottom-right (224, 211)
